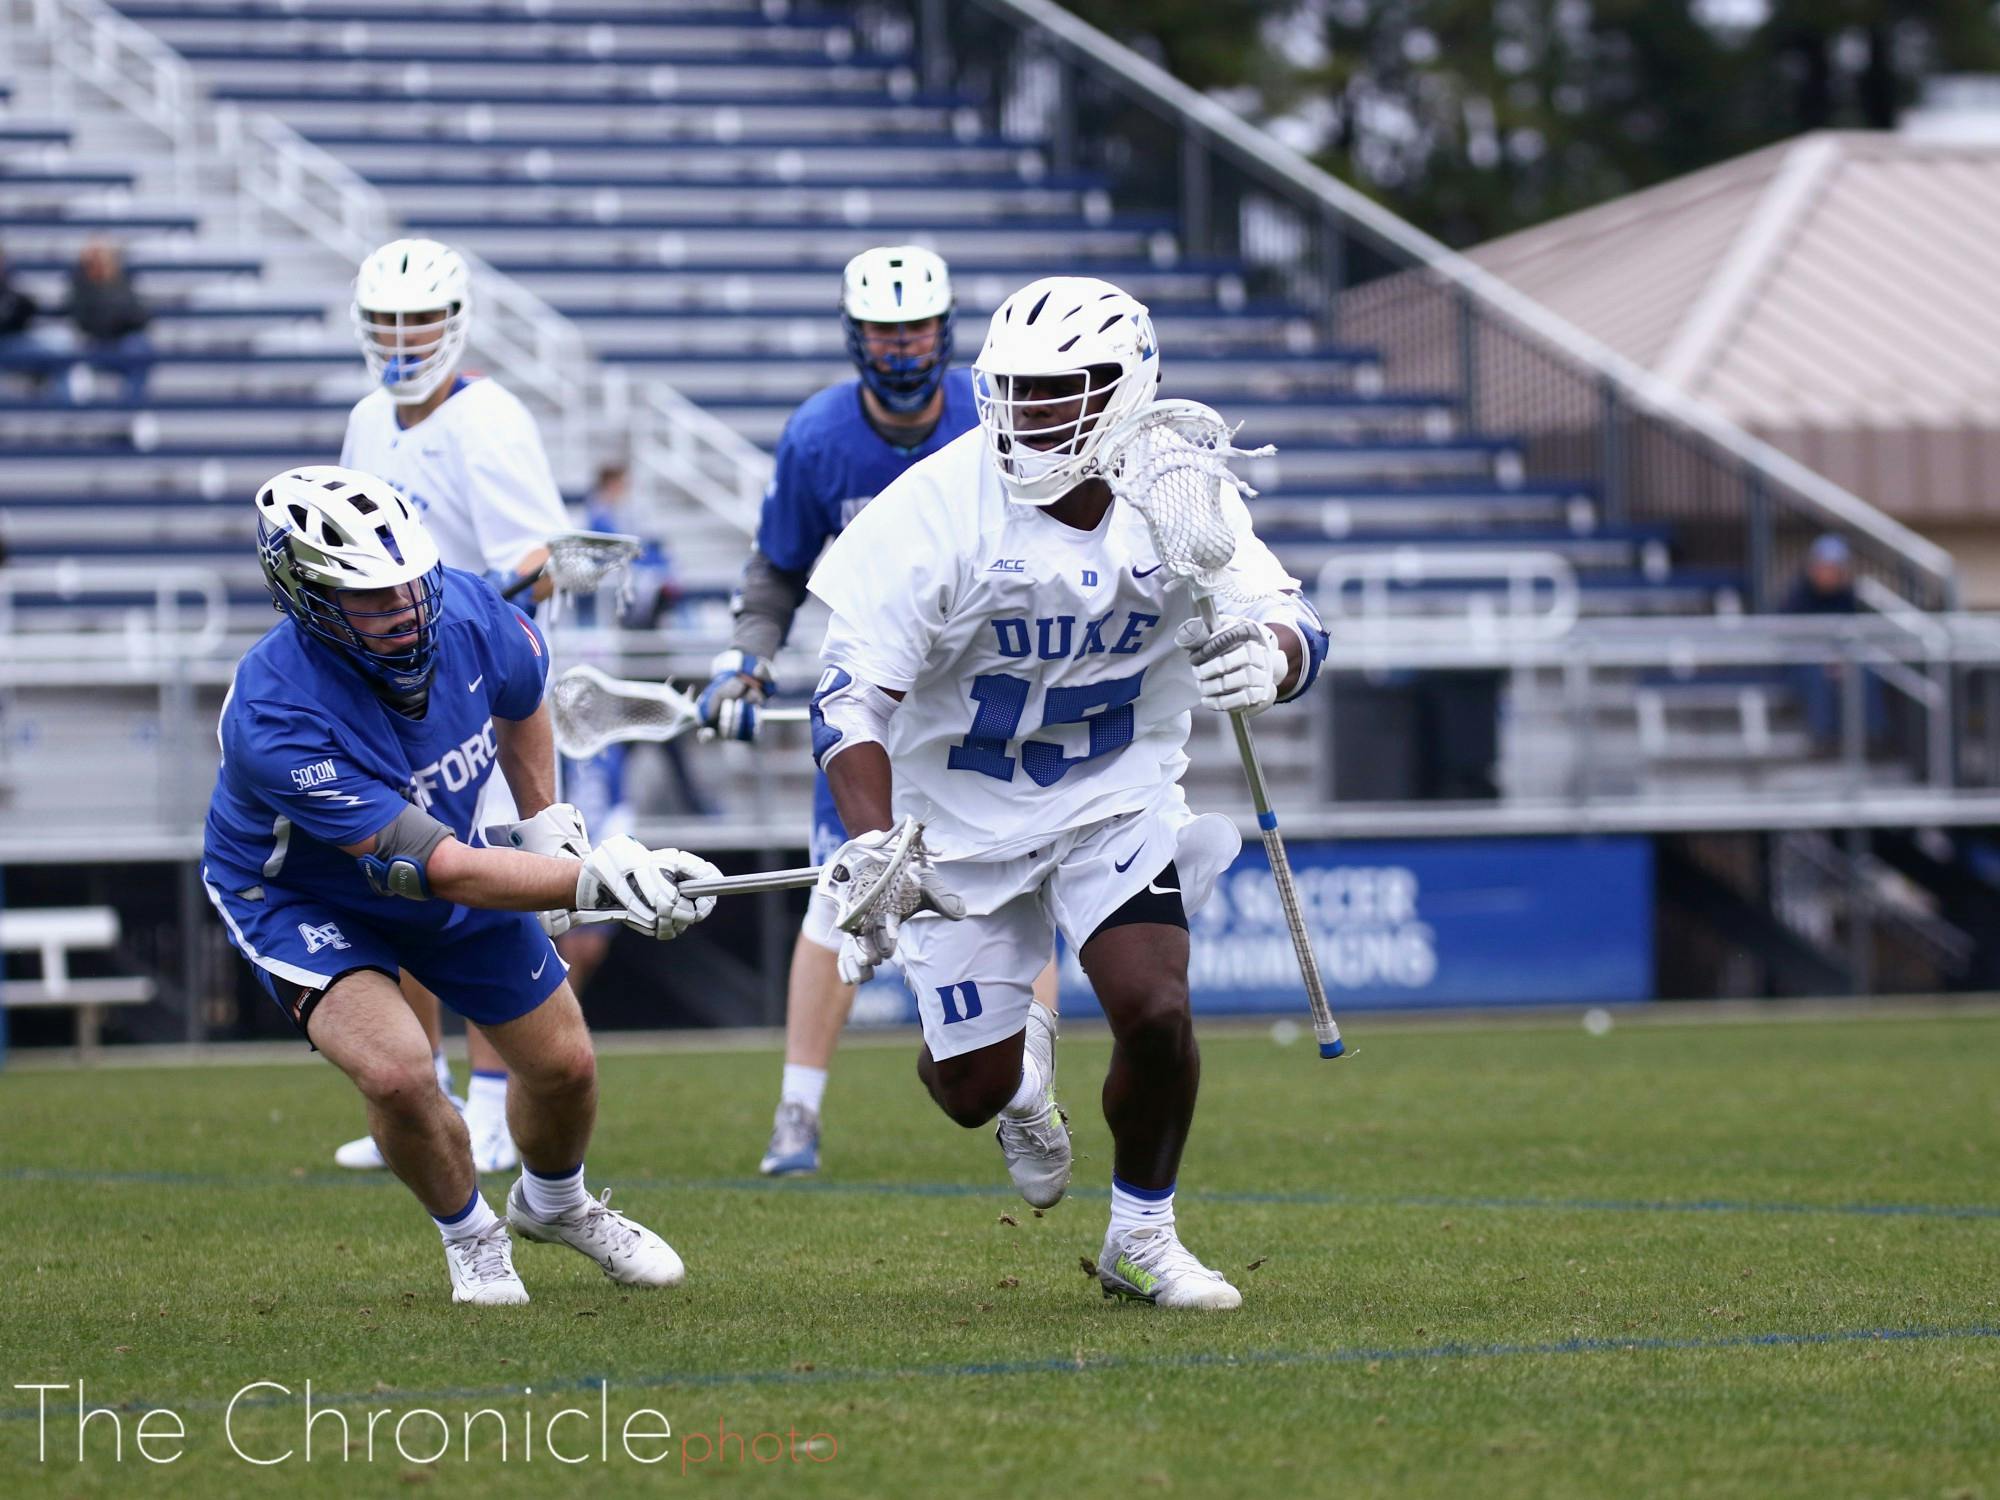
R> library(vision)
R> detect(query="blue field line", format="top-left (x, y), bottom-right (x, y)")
top-left (3, 1323), bottom-right (1997, 1424)
top-left (5, 1165), bottom-right (1999, 1223)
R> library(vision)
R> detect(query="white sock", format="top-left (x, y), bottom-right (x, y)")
top-left (520, 1162), bottom-right (588, 1221)
top-left (432, 1048), bottom-right (453, 1096)
top-left (465, 1070), bottom-right (508, 1124)
top-left (780, 1064), bottom-right (828, 1115)
top-left (1109, 1175), bottom-right (1175, 1237)
top-left (433, 1188), bottom-right (500, 1245)
top-left (1000, 1048), bottom-right (1048, 1119)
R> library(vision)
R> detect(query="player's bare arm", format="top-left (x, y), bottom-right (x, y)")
top-left (338, 822), bottom-right (577, 910)
top-left (335, 807), bottom-right (711, 942)
top-left (493, 702), bottom-right (558, 817)
top-left (506, 543), bottom-right (556, 603)
top-left (819, 690), bottom-right (901, 834)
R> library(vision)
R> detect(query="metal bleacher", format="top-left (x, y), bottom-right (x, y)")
top-left (79, 0), bottom-right (1745, 630)
top-left (4, 0), bottom-right (1993, 885)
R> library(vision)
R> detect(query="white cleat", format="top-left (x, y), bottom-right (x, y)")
top-left (1097, 1225), bottom-right (1243, 1310)
top-left (506, 1180), bottom-right (685, 1288)
top-left (995, 1005), bottom-right (1071, 1209)
top-left (334, 1132), bottom-right (386, 1170)
top-left (468, 1108), bottom-right (521, 1175)
top-left (445, 1224), bottom-right (530, 1306)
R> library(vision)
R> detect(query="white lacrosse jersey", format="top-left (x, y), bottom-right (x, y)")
top-left (340, 377), bottom-right (570, 576)
top-left (808, 429), bottom-right (1312, 863)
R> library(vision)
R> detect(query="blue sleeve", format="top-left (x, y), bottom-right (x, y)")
top-left (487, 592), bottom-right (551, 721)
top-left (227, 702), bottom-right (409, 849)
top-left (754, 419), bottom-right (832, 577)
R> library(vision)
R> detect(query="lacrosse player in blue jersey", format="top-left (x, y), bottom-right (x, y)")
top-left (204, 466), bottom-right (721, 1305)
top-left (696, 246), bottom-right (1056, 1178)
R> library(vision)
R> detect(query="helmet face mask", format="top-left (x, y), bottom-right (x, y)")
top-left (256, 466), bottom-right (446, 694)
top-left (840, 245), bottom-right (954, 414)
top-left (352, 239), bottom-right (472, 407)
top-left (975, 364), bottom-right (1123, 493)
top-left (972, 277), bottom-right (1160, 505)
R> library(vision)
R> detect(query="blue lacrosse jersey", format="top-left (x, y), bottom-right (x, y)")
top-left (754, 367), bottom-right (977, 575)
top-left (203, 568), bottom-right (551, 931)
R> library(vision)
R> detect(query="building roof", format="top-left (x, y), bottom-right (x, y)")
top-left (1468, 133), bottom-right (2000, 518)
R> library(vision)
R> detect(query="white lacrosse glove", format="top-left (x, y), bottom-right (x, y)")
top-left (696, 649), bottom-right (775, 742)
top-left (486, 802), bottom-right (591, 937)
top-left (1175, 614), bottom-right (1288, 718)
top-left (816, 826), bottom-right (966, 985)
top-left (575, 836), bottom-right (722, 941)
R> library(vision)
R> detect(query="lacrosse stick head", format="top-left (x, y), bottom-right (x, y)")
top-left (1101, 400), bottom-right (1275, 592)
top-left (826, 816), bottom-right (938, 934)
top-left (549, 663), bottom-right (698, 759)
top-left (534, 531), bottom-right (644, 624)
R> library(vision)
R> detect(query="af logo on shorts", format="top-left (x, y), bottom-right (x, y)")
top-left (298, 920), bottom-right (352, 955)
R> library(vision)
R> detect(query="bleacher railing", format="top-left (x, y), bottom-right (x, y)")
top-left (9, 614), bottom-right (2000, 866)
top-left (612, 371), bottom-right (774, 538)
top-left (27, 0), bottom-right (198, 197)
top-left (882, 0), bottom-right (1958, 612)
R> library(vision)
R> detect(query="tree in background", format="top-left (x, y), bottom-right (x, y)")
top-left (1063, 0), bottom-right (2000, 244)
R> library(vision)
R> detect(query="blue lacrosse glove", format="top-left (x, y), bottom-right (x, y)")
top-left (696, 649), bottom-right (775, 741)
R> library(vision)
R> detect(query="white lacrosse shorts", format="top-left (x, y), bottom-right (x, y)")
top-left (895, 786), bottom-right (1241, 1061)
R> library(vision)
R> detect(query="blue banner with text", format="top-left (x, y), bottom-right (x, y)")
top-left (849, 836), bottom-right (1654, 1025)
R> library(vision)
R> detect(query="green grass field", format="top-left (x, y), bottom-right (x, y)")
top-left (3, 1010), bottom-right (1997, 1499)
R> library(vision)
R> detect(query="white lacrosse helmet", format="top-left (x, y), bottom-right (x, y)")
top-left (841, 244), bottom-right (955, 413)
top-left (351, 238), bottom-right (472, 406)
top-left (972, 276), bottom-right (1160, 505)
top-left (255, 465), bottom-right (445, 693)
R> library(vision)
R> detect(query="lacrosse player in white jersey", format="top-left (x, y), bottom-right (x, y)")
top-left (332, 237), bottom-right (573, 1176)
top-left (806, 276), bottom-right (1328, 1309)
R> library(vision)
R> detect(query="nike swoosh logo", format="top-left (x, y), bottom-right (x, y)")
top-left (1147, 880), bottom-right (1180, 897)
top-left (1132, 563), bottom-right (1164, 579)
top-left (531, 954), bottom-right (548, 980)
top-left (468, 675), bottom-right (484, 692)
top-left (1113, 846), bottom-right (1143, 873)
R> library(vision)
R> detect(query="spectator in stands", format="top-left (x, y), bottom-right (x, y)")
top-left (65, 239), bottom-right (153, 401)
top-left (1783, 534), bottom-right (1884, 752)
top-left (0, 246), bottom-right (65, 394)
top-left (587, 461), bottom-right (683, 631)
top-left (1784, 534), bottom-right (1858, 616)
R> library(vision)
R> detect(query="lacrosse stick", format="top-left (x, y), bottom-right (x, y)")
top-left (550, 662), bottom-right (808, 759)
top-left (504, 530), bottom-right (646, 623)
top-left (1102, 398), bottom-right (1347, 1060)
top-left (571, 816), bottom-right (930, 930)
top-left (570, 862), bottom-right (821, 924)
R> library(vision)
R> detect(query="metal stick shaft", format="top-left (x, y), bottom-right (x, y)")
top-left (570, 865), bottom-right (822, 924)
top-left (1197, 595), bottom-right (1345, 1058)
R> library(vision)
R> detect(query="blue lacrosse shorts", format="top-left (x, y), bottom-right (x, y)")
top-left (207, 881), bottom-right (565, 1040)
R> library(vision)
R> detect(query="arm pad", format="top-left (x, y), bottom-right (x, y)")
top-left (356, 801), bottom-right (454, 901)
top-left (1240, 590), bottom-right (1328, 702)
top-left (809, 664), bottom-right (898, 770)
